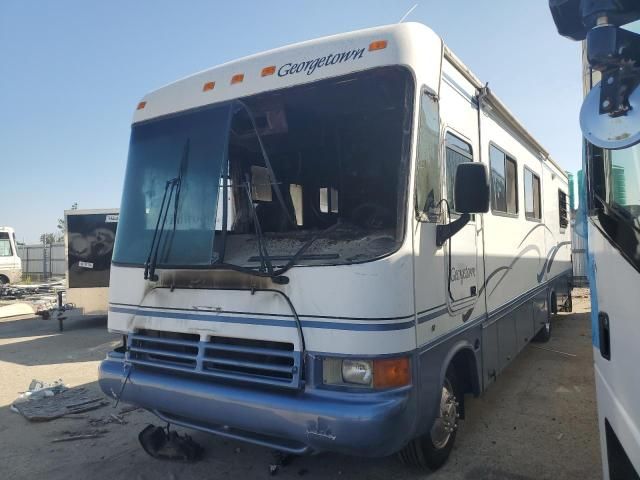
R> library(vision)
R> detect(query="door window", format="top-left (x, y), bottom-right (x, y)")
top-left (445, 132), bottom-right (473, 213)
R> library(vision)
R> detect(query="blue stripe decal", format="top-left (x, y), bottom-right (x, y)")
top-left (109, 306), bottom-right (415, 332)
top-left (418, 307), bottom-right (449, 324)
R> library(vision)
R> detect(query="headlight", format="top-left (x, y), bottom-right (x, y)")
top-left (342, 359), bottom-right (373, 385)
top-left (322, 356), bottom-right (410, 389)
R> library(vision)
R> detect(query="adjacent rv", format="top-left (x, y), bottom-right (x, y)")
top-left (99, 23), bottom-right (572, 469)
top-left (0, 227), bottom-right (22, 284)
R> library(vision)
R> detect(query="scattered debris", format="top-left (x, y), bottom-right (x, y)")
top-left (138, 425), bottom-right (203, 462)
top-left (118, 404), bottom-right (141, 415)
top-left (17, 378), bottom-right (67, 400)
top-left (51, 429), bottom-right (109, 443)
top-left (13, 387), bottom-right (108, 422)
top-left (0, 279), bottom-right (68, 320)
top-left (89, 413), bottom-right (127, 426)
top-left (59, 414), bottom-right (89, 420)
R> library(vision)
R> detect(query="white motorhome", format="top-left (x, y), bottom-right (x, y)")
top-left (99, 23), bottom-right (572, 469)
top-left (0, 227), bottom-right (22, 284)
top-left (581, 20), bottom-right (640, 480)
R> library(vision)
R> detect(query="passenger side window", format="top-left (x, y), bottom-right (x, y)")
top-left (415, 88), bottom-right (441, 221)
top-left (0, 238), bottom-right (12, 257)
top-left (558, 189), bottom-right (568, 229)
top-left (445, 132), bottom-right (473, 213)
top-left (524, 168), bottom-right (542, 220)
top-left (490, 145), bottom-right (518, 214)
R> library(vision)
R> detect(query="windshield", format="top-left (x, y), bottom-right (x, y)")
top-left (113, 105), bottom-right (232, 266)
top-left (113, 66), bottom-right (413, 269)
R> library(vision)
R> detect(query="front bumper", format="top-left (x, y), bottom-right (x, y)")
top-left (99, 352), bottom-right (416, 456)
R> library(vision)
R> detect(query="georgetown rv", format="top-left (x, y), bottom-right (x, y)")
top-left (99, 23), bottom-right (572, 470)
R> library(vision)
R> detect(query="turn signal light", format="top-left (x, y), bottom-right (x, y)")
top-left (136, 101), bottom-right (146, 110)
top-left (373, 357), bottom-right (410, 389)
top-left (231, 73), bottom-right (244, 84)
top-left (261, 66), bottom-right (276, 77)
top-left (368, 40), bottom-right (388, 51)
top-left (202, 81), bottom-right (215, 92)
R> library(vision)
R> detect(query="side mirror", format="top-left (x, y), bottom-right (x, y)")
top-left (454, 163), bottom-right (490, 214)
top-left (436, 163), bottom-right (490, 247)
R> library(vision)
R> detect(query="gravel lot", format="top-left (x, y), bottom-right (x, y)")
top-left (0, 292), bottom-right (600, 480)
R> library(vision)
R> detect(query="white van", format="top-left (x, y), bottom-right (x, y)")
top-left (0, 227), bottom-right (22, 284)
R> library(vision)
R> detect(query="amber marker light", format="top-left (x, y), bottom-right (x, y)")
top-left (136, 101), bottom-right (147, 110)
top-left (202, 81), bottom-right (215, 92)
top-left (373, 357), bottom-right (410, 389)
top-left (368, 40), bottom-right (388, 51)
top-left (231, 73), bottom-right (244, 84)
top-left (261, 65), bottom-right (276, 77)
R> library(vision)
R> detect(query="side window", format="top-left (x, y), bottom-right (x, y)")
top-left (490, 144), bottom-right (518, 215)
top-left (524, 168), bottom-right (542, 220)
top-left (558, 189), bottom-right (569, 229)
top-left (445, 132), bottom-right (473, 212)
top-left (0, 233), bottom-right (12, 257)
top-left (415, 89), bottom-right (441, 221)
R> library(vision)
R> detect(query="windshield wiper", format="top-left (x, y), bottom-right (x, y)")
top-left (156, 140), bottom-right (189, 268)
top-left (144, 177), bottom-right (179, 281)
top-left (244, 174), bottom-right (274, 275)
top-left (144, 140), bottom-right (190, 281)
top-left (209, 221), bottom-right (341, 283)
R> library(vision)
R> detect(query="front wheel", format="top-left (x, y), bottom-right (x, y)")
top-left (398, 368), bottom-right (460, 470)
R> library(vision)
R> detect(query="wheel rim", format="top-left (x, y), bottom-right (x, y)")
top-left (430, 378), bottom-right (458, 449)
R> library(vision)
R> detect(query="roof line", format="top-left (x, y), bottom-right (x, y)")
top-left (443, 46), bottom-right (567, 178)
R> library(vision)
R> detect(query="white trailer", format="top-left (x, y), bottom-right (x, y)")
top-left (99, 23), bottom-right (571, 470)
top-left (0, 226), bottom-right (22, 284)
top-left (65, 209), bottom-right (118, 315)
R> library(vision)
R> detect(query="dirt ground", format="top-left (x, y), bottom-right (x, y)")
top-left (0, 291), bottom-right (601, 480)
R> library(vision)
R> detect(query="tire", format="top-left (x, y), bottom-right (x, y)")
top-left (0, 275), bottom-right (8, 285)
top-left (533, 292), bottom-right (553, 343)
top-left (398, 367), bottom-right (460, 471)
top-left (564, 292), bottom-right (573, 312)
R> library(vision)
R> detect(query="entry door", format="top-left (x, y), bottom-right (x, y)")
top-left (442, 132), bottom-right (479, 313)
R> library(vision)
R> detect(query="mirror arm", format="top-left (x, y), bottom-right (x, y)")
top-left (436, 213), bottom-right (470, 247)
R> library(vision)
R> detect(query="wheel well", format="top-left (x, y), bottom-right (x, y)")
top-left (449, 348), bottom-right (480, 418)
top-left (0, 274), bottom-right (9, 284)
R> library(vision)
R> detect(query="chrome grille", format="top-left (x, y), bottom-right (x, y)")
top-left (127, 329), bottom-right (302, 389)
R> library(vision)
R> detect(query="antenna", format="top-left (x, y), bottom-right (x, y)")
top-left (398, 3), bottom-right (418, 23)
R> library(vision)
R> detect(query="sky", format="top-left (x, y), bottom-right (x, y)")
top-left (0, 0), bottom-right (583, 243)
